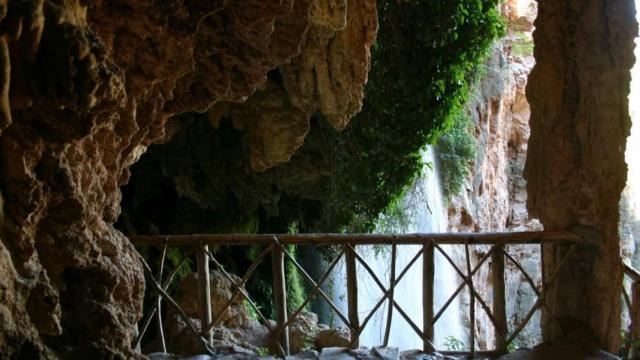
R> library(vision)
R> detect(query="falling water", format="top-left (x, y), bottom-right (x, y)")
top-left (330, 146), bottom-right (466, 350)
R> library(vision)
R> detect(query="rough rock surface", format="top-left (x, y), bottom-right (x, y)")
top-left (446, 1), bottom-right (543, 348)
top-left (173, 272), bottom-right (253, 329)
top-left (231, 0), bottom-right (378, 171)
top-left (496, 343), bottom-right (620, 360)
top-left (155, 314), bottom-right (274, 356)
top-left (147, 347), bottom-right (458, 360)
top-left (0, 1), bottom-right (377, 358)
top-left (315, 327), bottom-right (351, 349)
top-left (525, 0), bottom-right (636, 352)
top-left (155, 273), bottom-right (342, 355)
top-left (282, 0), bottom-right (377, 131)
top-left (447, 42), bottom-right (539, 234)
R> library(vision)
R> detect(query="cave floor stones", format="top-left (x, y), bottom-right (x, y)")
top-left (149, 347), bottom-right (463, 360)
top-left (148, 344), bottom-right (621, 360)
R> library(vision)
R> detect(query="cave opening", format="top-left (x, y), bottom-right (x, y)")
top-left (116, 0), bottom-right (550, 356)
top-left (2, 0), bottom-right (638, 358)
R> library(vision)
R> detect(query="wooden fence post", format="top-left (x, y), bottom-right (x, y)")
top-left (196, 243), bottom-right (213, 344)
top-left (272, 245), bottom-right (290, 355)
top-left (383, 242), bottom-right (397, 346)
top-left (157, 243), bottom-right (168, 352)
top-left (492, 245), bottom-right (507, 352)
top-left (631, 281), bottom-right (640, 359)
top-left (346, 244), bottom-right (360, 348)
top-left (465, 243), bottom-right (476, 356)
top-left (423, 243), bottom-right (435, 352)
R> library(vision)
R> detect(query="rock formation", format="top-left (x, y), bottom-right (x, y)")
top-left (151, 271), bottom-right (349, 356)
top-left (446, 0), bottom-right (542, 348)
top-left (448, 0), bottom-right (638, 352)
top-left (0, 1), bottom-right (376, 358)
top-left (526, 0), bottom-right (636, 352)
top-left (0, 0), bottom-right (636, 357)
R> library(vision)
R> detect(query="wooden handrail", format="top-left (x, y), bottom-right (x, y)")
top-left (623, 263), bottom-right (640, 359)
top-left (130, 231), bottom-right (587, 356)
top-left (625, 263), bottom-right (640, 283)
top-left (129, 231), bottom-right (583, 246)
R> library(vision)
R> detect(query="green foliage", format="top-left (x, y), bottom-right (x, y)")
top-left (620, 329), bottom-right (640, 359)
top-left (374, 187), bottom-right (415, 234)
top-left (314, 0), bottom-right (505, 232)
top-left (120, 1), bottom-right (505, 339)
top-left (437, 112), bottom-right (476, 200)
top-left (511, 31), bottom-right (534, 57)
top-left (120, 0), bottom-right (504, 236)
top-left (255, 347), bottom-right (271, 357)
top-left (244, 299), bottom-right (259, 321)
top-left (285, 245), bottom-right (307, 314)
top-left (444, 335), bottom-right (465, 351)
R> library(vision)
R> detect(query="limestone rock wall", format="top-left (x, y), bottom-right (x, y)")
top-left (0, 0), bottom-right (376, 358)
top-left (526, 0), bottom-right (636, 351)
top-left (446, 0), bottom-right (542, 349)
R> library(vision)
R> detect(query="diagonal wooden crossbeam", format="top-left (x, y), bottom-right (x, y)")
top-left (271, 247), bottom-right (346, 344)
top-left (347, 244), bottom-right (431, 349)
top-left (623, 286), bottom-right (633, 318)
top-left (622, 284), bottom-right (634, 359)
top-left (347, 245), bottom-right (423, 334)
top-left (470, 280), bottom-right (508, 345)
top-left (433, 243), bottom-right (507, 347)
top-left (503, 244), bottom-right (577, 346)
top-left (465, 243), bottom-right (476, 354)
top-left (134, 252), bottom-right (190, 349)
top-left (157, 242), bottom-right (168, 352)
top-left (383, 242), bottom-right (397, 346)
top-left (502, 247), bottom-right (563, 339)
top-left (622, 264), bottom-right (640, 359)
top-left (205, 248), bottom-right (273, 331)
top-left (203, 243), bottom-right (274, 334)
top-left (272, 238), bottom-right (354, 332)
top-left (427, 243), bottom-right (496, 334)
top-left (134, 249), bottom-right (215, 355)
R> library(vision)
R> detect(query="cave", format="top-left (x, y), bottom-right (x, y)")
top-left (0, 0), bottom-right (637, 359)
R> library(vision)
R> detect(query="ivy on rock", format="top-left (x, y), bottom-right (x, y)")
top-left (117, 0), bottom-right (504, 324)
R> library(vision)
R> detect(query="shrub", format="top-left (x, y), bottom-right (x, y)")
top-left (437, 113), bottom-right (476, 200)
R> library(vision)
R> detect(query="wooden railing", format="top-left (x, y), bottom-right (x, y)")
top-left (622, 263), bottom-right (640, 359)
top-left (129, 231), bottom-right (584, 357)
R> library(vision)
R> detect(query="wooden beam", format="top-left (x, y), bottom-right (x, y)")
top-left (492, 245), bottom-right (507, 352)
top-left (157, 242), bottom-right (168, 353)
top-left (135, 250), bottom-right (213, 354)
top-left (630, 281), bottom-right (640, 359)
top-left (196, 244), bottom-right (213, 344)
top-left (423, 243), bottom-right (435, 352)
top-left (346, 244), bottom-right (360, 348)
top-left (272, 245), bottom-right (289, 355)
top-left (383, 242), bottom-right (397, 346)
top-left (129, 231), bottom-right (584, 247)
top-left (465, 243), bottom-right (475, 356)
top-left (625, 263), bottom-right (640, 283)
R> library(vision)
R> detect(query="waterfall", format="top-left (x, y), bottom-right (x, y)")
top-left (329, 146), bottom-right (466, 350)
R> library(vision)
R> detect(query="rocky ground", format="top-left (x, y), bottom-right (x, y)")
top-left (146, 344), bottom-right (620, 360)
top-left (149, 348), bottom-right (452, 360)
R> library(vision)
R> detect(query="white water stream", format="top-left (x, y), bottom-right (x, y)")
top-left (330, 146), bottom-right (466, 350)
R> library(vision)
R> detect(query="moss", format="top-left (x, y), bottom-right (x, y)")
top-left (437, 113), bottom-right (476, 200)
top-left (285, 245), bottom-right (307, 314)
